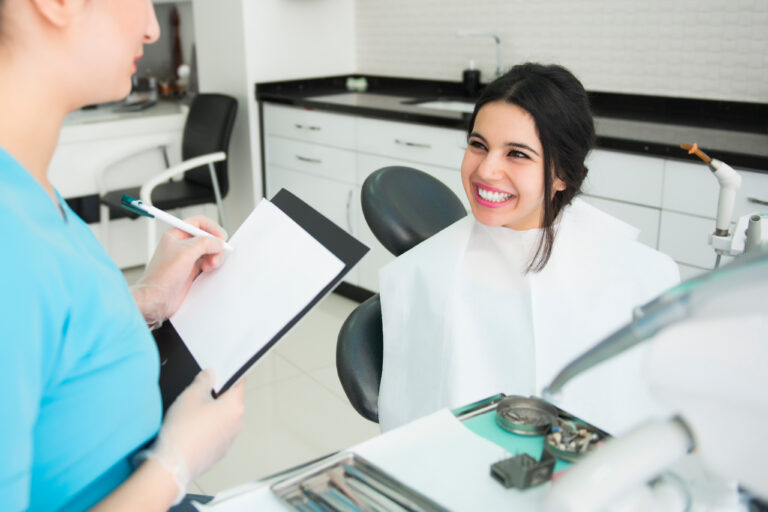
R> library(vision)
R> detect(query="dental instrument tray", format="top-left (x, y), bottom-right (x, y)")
top-left (495, 395), bottom-right (559, 435)
top-left (271, 452), bottom-right (450, 511)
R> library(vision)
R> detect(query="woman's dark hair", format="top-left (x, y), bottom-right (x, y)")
top-left (466, 62), bottom-right (595, 272)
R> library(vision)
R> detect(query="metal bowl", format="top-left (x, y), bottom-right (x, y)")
top-left (495, 396), bottom-right (559, 436)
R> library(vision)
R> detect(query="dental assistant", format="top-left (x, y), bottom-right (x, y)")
top-left (0, 1), bottom-right (244, 510)
top-left (378, 64), bottom-right (681, 433)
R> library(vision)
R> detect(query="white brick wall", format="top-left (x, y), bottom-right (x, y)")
top-left (356, 0), bottom-right (768, 102)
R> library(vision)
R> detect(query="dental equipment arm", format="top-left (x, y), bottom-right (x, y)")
top-left (680, 144), bottom-right (745, 266)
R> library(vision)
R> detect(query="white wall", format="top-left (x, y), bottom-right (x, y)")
top-left (356, 0), bottom-right (768, 103)
top-left (192, 0), bottom-right (356, 230)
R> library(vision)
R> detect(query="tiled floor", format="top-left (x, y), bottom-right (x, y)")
top-left (122, 267), bottom-right (381, 496)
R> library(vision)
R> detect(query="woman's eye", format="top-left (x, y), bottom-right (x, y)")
top-left (469, 140), bottom-right (487, 151)
top-left (508, 150), bottom-right (529, 159)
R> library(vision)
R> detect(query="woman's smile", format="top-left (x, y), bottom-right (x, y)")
top-left (474, 182), bottom-right (516, 208)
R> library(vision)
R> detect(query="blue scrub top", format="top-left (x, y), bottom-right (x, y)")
top-left (0, 147), bottom-right (162, 511)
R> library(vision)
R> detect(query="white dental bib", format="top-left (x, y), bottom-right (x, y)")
top-left (378, 199), bottom-right (680, 433)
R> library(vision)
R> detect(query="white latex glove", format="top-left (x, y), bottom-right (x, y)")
top-left (144, 370), bottom-right (246, 504)
top-left (132, 216), bottom-right (228, 329)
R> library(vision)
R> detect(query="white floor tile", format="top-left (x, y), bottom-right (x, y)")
top-left (242, 352), bottom-right (302, 391)
top-left (307, 364), bottom-right (351, 402)
top-left (274, 292), bottom-right (358, 373)
top-left (195, 371), bottom-right (380, 495)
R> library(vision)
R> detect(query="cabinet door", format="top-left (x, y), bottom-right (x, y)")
top-left (580, 195), bottom-right (660, 248)
top-left (266, 165), bottom-right (358, 284)
top-left (583, 149), bottom-right (664, 208)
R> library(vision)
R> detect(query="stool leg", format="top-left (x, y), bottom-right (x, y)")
top-left (208, 162), bottom-right (227, 230)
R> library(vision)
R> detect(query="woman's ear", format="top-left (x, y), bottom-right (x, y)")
top-left (30, 0), bottom-right (85, 28)
top-left (553, 176), bottom-right (567, 193)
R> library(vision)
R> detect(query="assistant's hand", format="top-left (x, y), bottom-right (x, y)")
top-left (132, 216), bottom-right (228, 329)
top-left (142, 371), bottom-right (246, 503)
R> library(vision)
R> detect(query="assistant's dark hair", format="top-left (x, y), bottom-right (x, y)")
top-left (466, 63), bottom-right (595, 273)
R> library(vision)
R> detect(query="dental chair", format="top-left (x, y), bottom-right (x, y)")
top-left (336, 166), bottom-right (467, 422)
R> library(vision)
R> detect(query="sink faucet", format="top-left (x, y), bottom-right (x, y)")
top-left (456, 29), bottom-right (504, 78)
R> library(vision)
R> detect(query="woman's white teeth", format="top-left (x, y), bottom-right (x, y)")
top-left (478, 187), bottom-right (512, 203)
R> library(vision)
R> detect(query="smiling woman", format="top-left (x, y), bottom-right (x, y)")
top-left (378, 63), bottom-right (681, 435)
top-left (462, 63), bottom-right (595, 272)
top-left (0, 1), bottom-right (244, 511)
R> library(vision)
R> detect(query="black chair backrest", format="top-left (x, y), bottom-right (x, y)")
top-left (182, 93), bottom-right (238, 198)
top-left (361, 166), bottom-right (467, 256)
top-left (336, 295), bottom-right (383, 423)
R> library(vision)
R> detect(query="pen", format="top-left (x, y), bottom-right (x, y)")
top-left (120, 194), bottom-right (234, 252)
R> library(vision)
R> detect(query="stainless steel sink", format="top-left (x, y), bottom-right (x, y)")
top-left (405, 98), bottom-right (476, 114)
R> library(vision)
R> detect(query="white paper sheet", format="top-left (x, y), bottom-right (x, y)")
top-left (171, 199), bottom-right (345, 393)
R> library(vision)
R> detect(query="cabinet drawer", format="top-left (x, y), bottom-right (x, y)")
top-left (583, 149), bottom-right (664, 207)
top-left (357, 118), bottom-right (466, 169)
top-left (266, 136), bottom-right (356, 184)
top-left (263, 103), bottom-right (356, 150)
top-left (658, 210), bottom-right (718, 269)
top-left (580, 195), bottom-right (660, 249)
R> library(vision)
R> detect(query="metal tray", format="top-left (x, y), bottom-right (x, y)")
top-left (271, 452), bottom-right (450, 511)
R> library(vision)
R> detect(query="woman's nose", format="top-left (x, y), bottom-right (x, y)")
top-left (476, 152), bottom-right (505, 180)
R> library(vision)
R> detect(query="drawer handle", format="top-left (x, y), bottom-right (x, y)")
top-left (294, 123), bottom-right (321, 131)
top-left (394, 138), bottom-right (431, 149)
top-left (296, 155), bottom-right (322, 164)
top-left (748, 197), bottom-right (768, 207)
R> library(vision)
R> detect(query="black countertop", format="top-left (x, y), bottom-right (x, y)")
top-left (256, 75), bottom-right (768, 172)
